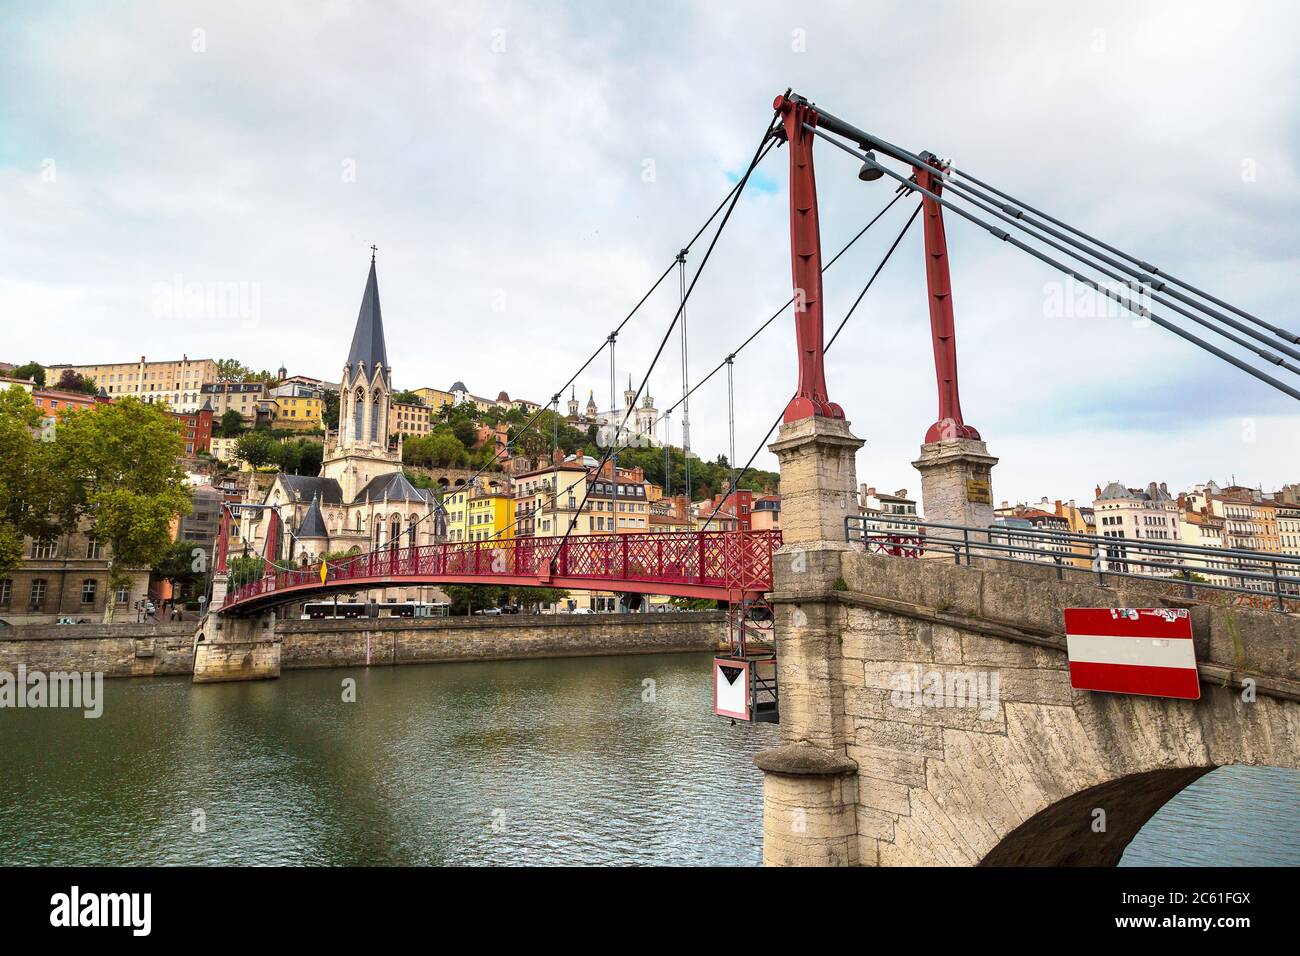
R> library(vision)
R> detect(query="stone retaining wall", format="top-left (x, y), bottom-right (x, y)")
top-left (0, 623), bottom-right (195, 677)
top-left (277, 611), bottom-right (727, 669)
top-left (0, 613), bottom-right (727, 678)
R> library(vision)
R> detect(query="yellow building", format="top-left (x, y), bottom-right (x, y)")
top-left (413, 388), bottom-right (455, 413)
top-left (445, 481), bottom-right (516, 543)
top-left (275, 394), bottom-right (323, 431)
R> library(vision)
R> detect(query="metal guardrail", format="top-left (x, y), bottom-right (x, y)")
top-left (221, 529), bottom-right (783, 611)
top-left (845, 515), bottom-right (1300, 613)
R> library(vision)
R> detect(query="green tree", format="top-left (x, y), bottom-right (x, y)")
top-left (452, 419), bottom-right (478, 448)
top-left (296, 440), bottom-right (324, 477)
top-left (235, 430), bottom-right (279, 469)
top-left (226, 553), bottom-right (266, 588)
top-left (215, 358), bottom-right (251, 382)
top-left (0, 387), bottom-right (60, 578)
top-left (154, 538), bottom-right (207, 598)
top-left (46, 398), bottom-right (191, 622)
top-left (217, 409), bottom-right (245, 437)
top-left (322, 390), bottom-right (340, 430)
top-left (392, 390), bottom-right (425, 406)
top-left (10, 361), bottom-right (46, 387)
top-left (54, 369), bottom-right (99, 395)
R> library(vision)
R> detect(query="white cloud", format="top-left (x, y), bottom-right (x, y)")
top-left (1, 0), bottom-right (1296, 508)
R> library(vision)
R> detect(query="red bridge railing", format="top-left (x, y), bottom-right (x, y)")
top-left (223, 530), bottom-right (782, 611)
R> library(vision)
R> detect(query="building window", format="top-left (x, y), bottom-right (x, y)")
top-left (86, 538), bottom-right (103, 560)
top-left (29, 579), bottom-right (47, 609)
top-left (81, 580), bottom-right (97, 605)
top-left (31, 537), bottom-right (57, 559)
top-left (0, 579), bottom-right (10, 606)
top-left (115, 585), bottom-right (129, 605)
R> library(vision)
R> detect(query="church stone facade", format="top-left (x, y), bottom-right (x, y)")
top-left (238, 256), bottom-right (443, 570)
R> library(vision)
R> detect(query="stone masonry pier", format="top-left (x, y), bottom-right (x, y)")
top-left (760, 548), bottom-right (1300, 866)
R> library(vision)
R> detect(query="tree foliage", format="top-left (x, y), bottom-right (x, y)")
top-left (322, 390), bottom-right (340, 430)
top-left (0, 387), bottom-right (58, 578)
top-left (217, 409), bottom-right (245, 437)
top-left (154, 538), bottom-right (207, 594)
top-left (45, 397), bottom-right (191, 621)
top-left (54, 369), bottom-right (100, 395)
top-left (440, 584), bottom-right (570, 614)
top-left (10, 361), bottom-right (45, 387)
top-left (235, 430), bottom-right (280, 469)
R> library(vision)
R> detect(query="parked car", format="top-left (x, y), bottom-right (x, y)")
top-left (474, 607), bottom-right (503, 616)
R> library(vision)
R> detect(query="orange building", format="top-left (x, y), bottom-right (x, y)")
top-left (30, 386), bottom-right (105, 422)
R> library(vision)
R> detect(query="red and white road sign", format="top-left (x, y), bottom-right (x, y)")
top-left (1063, 608), bottom-right (1200, 700)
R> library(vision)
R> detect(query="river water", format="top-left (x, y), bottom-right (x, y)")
top-left (0, 652), bottom-right (1295, 866)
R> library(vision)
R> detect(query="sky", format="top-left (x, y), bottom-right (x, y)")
top-left (2, 0), bottom-right (1298, 509)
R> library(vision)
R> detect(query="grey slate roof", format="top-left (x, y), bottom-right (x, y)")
top-left (1098, 481), bottom-right (1133, 500)
top-left (346, 259), bottom-right (388, 370)
top-left (355, 471), bottom-right (434, 504)
top-left (297, 494), bottom-right (329, 539)
top-left (279, 474), bottom-right (343, 505)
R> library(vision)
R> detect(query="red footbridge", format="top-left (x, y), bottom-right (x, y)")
top-left (218, 529), bottom-right (781, 616)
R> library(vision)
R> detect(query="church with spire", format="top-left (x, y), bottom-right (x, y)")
top-left (562, 378), bottom-right (661, 447)
top-left (238, 251), bottom-right (442, 566)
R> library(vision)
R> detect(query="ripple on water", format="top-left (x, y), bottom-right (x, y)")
top-left (0, 654), bottom-right (1295, 865)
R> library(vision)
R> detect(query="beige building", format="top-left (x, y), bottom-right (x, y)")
top-left (1093, 481), bottom-right (1182, 576)
top-left (201, 381), bottom-right (270, 423)
top-left (0, 528), bottom-right (150, 625)
top-left (390, 400), bottom-right (433, 437)
top-left (1277, 502), bottom-right (1300, 558)
top-left (1177, 509), bottom-right (1231, 585)
top-left (46, 355), bottom-right (217, 411)
top-left (859, 485), bottom-right (918, 533)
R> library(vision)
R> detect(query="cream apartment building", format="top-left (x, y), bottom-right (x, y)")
top-left (46, 355), bottom-right (217, 412)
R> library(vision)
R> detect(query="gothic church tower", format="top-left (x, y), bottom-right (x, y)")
top-left (321, 252), bottom-right (402, 502)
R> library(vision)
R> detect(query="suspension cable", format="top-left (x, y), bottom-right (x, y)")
top-left (946, 164), bottom-right (1300, 346)
top-left (810, 126), bottom-right (1300, 403)
top-left (389, 136), bottom-right (783, 550)
top-left (552, 112), bottom-right (782, 557)
top-left (936, 177), bottom-right (1300, 371)
top-left (677, 249), bottom-right (693, 502)
top-left (655, 186), bottom-right (908, 429)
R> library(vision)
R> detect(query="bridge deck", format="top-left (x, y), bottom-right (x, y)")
top-left (219, 529), bottom-right (781, 615)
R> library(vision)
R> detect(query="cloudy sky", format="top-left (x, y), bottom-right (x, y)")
top-left (2, 0), bottom-right (1297, 507)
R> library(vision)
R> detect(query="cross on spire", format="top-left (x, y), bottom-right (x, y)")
top-left (370, 244), bottom-right (378, 263)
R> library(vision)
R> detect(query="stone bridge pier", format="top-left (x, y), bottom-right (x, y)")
top-left (192, 573), bottom-right (281, 683)
top-left (758, 418), bottom-right (1300, 866)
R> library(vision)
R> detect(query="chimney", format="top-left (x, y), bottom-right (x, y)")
top-left (1095, 484), bottom-right (1102, 499)
top-left (1159, 482), bottom-right (1168, 495)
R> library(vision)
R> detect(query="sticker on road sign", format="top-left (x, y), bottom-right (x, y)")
top-left (1063, 607), bottom-right (1200, 700)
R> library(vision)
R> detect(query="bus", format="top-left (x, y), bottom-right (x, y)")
top-left (300, 601), bottom-right (449, 620)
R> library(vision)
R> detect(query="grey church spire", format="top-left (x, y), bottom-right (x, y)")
top-left (346, 253), bottom-right (388, 371)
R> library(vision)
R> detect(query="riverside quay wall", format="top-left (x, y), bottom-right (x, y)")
top-left (0, 612), bottom-right (728, 678)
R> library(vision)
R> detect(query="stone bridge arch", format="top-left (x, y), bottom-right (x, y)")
top-left (759, 547), bottom-right (1300, 867)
